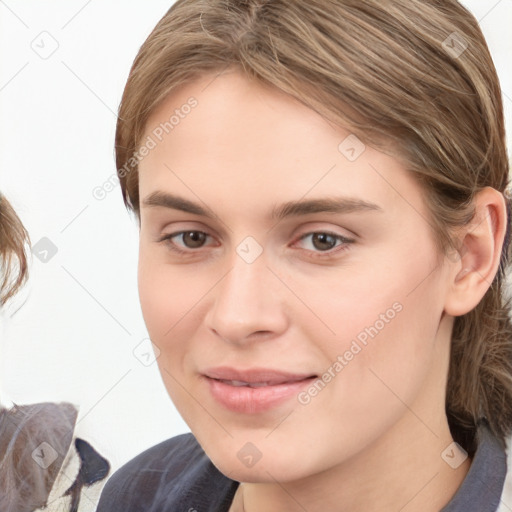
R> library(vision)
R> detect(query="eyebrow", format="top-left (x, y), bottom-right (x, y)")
top-left (141, 191), bottom-right (383, 220)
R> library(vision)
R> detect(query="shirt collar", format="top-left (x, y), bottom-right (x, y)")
top-left (441, 419), bottom-right (507, 512)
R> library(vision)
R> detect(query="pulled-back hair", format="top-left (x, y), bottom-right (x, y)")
top-left (114, 0), bottom-right (512, 451)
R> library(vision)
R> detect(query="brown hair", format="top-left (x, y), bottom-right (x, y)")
top-left (0, 193), bottom-right (30, 307)
top-left (114, 0), bottom-right (512, 451)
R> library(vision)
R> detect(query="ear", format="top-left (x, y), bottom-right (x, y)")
top-left (444, 187), bottom-right (508, 317)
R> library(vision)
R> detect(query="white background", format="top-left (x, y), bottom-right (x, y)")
top-left (0, 0), bottom-right (511, 500)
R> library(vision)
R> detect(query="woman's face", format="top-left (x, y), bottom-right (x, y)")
top-left (137, 70), bottom-right (454, 482)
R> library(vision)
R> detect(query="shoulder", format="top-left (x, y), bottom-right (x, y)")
top-left (96, 433), bottom-right (238, 512)
top-left (104, 432), bottom-right (207, 478)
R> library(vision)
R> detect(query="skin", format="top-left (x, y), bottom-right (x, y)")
top-left (136, 70), bottom-right (506, 512)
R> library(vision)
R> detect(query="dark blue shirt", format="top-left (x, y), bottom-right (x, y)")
top-left (96, 420), bottom-right (507, 512)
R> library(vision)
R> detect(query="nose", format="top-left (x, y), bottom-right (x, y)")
top-left (204, 247), bottom-right (289, 345)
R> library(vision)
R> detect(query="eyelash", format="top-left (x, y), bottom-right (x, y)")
top-left (157, 230), bottom-right (354, 259)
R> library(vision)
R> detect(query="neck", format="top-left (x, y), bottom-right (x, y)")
top-left (233, 412), bottom-right (470, 512)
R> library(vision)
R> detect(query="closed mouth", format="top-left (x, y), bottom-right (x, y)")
top-left (210, 376), bottom-right (317, 388)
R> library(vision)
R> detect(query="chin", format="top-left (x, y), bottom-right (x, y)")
top-left (198, 431), bottom-right (325, 485)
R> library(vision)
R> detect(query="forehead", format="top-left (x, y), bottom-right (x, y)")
top-left (139, 71), bottom-right (427, 220)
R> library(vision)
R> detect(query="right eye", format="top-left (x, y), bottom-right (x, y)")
top-left (158, 230), bottom-right (215, 253)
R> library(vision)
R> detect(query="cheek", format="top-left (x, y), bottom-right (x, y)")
top-left (318, 237), bottom-right (442, 348)
top-left (137, 247), bottom-right (201, 340)
top-left (137, 250), bottom-right (204, 419)
top-left (293, 242), bottom-right (445, 407)
top-left (137, 254), bottom-right (172, 341)
top-left (137, 245), bottom-right (219, 384)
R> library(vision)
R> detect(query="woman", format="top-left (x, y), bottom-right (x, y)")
top-left (97, 0), bottom-right (512, 510)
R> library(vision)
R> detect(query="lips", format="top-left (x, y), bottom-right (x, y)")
top-left (202, 367), bottom-right (317, 413)
top-left (219, 380), bottom-right (277, 388)
top-left (204, 367), bottom-right (315, 385)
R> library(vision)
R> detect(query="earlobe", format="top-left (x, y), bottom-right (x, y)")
top-left (444, 187), bottom-right (507, 317)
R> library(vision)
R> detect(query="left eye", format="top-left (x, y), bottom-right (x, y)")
top-left (296, 232), bottom-right (352, 252)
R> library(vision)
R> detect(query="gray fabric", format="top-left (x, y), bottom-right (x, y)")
top-left (441, 420), bottom-right (507, 512)
top-left (97, 420), bottom-right (507, 511)
top-left (96, 433), bottom-right (238, 512)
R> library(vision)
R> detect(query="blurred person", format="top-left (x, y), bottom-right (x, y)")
top-left (0, 193), bottom-right (110, 512)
